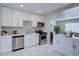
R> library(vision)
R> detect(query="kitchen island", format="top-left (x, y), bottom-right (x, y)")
top-left (53, 34), bottom-right (79, 56)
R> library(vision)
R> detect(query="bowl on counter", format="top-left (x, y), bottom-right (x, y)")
top-left (1, 31), bottom-right (8, 36)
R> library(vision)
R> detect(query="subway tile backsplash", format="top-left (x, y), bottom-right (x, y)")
top-left (1, 21), bottom-right (35, 34)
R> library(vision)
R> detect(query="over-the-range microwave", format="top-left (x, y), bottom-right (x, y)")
top-left (37, 22), bottom-right (45, 27)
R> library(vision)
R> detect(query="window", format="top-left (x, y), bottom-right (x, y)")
top-left (65, 23), bottom-right (71, 32)
top-left (65, 23), bottom-right (79, 33)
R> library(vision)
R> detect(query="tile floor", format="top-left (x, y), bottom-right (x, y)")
top-left (0, 44), bottom-right (62, 56)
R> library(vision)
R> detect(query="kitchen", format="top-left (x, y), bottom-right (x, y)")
top-left (0, 5), bottom-right (47, 54)
top-left (1, 3), bottom-right (79, 56)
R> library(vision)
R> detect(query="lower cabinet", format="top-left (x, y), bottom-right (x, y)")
top-left (53, 36), bottom-right (58, 51)
top-left (64, 38), bottom-right (74, 56)
top-left (58, 37), bottom-right (65, 54)
top-left (53, 34), bottom-right (79, 56)
top-left (73, 39), bottom-right (79, 56)
top-left (24, 34), bottom-right (39, 48)
top-left (64, 38), bottom-right (79, 56)
top-left (0, 35), bottom-right (12, 54)
top-left (53, 35), bottom-right (65, 55)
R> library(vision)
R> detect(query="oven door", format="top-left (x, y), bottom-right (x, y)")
top-left (40, 35), bottom-right (47, 41)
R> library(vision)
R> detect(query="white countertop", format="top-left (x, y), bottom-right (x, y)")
top-left (54, 34), bottom-right (79, 40)
top-left (0, 33), bottom-right (39, 38)
top-left (72, 35), bottom-right (79, 39)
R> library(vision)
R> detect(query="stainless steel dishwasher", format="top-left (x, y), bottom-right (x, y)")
top-left (12, 35), bottom-right (24, 51)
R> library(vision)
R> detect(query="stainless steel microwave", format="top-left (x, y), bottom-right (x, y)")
top-left (37, 22), bottom-right (44, 27)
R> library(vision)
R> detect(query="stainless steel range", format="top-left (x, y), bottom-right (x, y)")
top-left (36, 30), bottom-right (47, 45)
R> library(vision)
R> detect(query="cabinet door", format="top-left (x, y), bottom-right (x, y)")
top-left (24, 35), bottom-right (30, 47)
top-left (22, 12), bottom-right (29, 21)
top-left (29, 15), bottom-right (37, 27)
top-left (30, 34), bottom-right (39, 45)
top-left (17, 11), bottom-right (23, 27)
top-left (2, 7), bottom-right (13, 26)
top-left (24, 34), bottom-right (39, 48)
top-left (74, 39), bottom-right (79, 56)
top-left (12, 10), bottom-right (23, 27)
top-left (58, 37), bottom-right (65, 54)
top-left (0, 36), bottom-right (12, 53)
top-left (37, 16), bottom-right (44, 22)
top-left (32, 21), bottom-right (37, 27)
top-left (64, 38), bottom-right (73, 56)
top-left (53, 36), bottom-right (59, 51)
top-left (12, 9), bottom-right (18, 26)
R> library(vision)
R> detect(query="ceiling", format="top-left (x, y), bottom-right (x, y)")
top-left (0, 3), bottom-right (76, 15)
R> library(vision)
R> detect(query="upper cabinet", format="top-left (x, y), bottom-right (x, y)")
top-left (29, 15), bottom-right (38, 27)
top-left (32, 21), bottom-right (37, 27)
top-left (12, 9), bottom-right (18, 26)
top-left (29, 14), bottom-right (44, 27)
top-left (12, 9), bottom-right (23, 27)
top-left (22, 14), bottom-right (38, 27)
top-left (2, 7), bottom-right (13, 26)
top-left (1, 7), bottom-right (44, 27)
top-left (2, 7), bottom-right (23, 27)
top-left (22, 12), bottom-right (29, 21)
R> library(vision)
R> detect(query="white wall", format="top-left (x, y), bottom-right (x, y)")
top-left (43, 15), bottom-right (56, 44)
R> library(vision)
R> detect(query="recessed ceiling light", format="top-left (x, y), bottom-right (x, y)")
top-left (38, 10), bottom-right (42, 13)
top-left (20, 4), bottom-right (24, 7)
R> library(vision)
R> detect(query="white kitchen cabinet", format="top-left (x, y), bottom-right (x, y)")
top-left (64, 38), bottom-right (79, 56)
top-left (24, 35), bottom-right (31, 47)
top-left (29, 15), bottom-right (38, 27)
top-left (24, 34), bottom-right (39, 48)
top-left (53, 35), bottom-right (59, 51)
top-left (16, 11), bottom-right (23, 27)
top-left (2, 7), bottom-right (23, 27)
top-left (36, 15), bottom-right (44, 22)
top-left (31, 15), bottom-right (44, 27)
top-left (22, 12), bottom-right (29, 21)
top-left (72, 39), bottom-right (79, 56)
top-left (2, 7), bottom-right (43, 27)
top-left (76, 43), bottom-right (79, 56)
top-left (58, 36), bottom-right (65, 54)
top-left (29, 14), bottom-right (38, 21)
top-left (0, 35), bottom-right (12, 54)
top-left (53, 34), bottom-right (79, 56)
top-left (12, 9), bottom-right (18, 26)
top-left (12, 9), bottom-right (23, 27)
top-left (2, 7), bottom-right (13, 26)
top-left (53, 34), bottom-right (65, 55)
top-left (64, 38), bottom-right (74, 56)
top-left (32, 21), bottom-right (37, 27)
